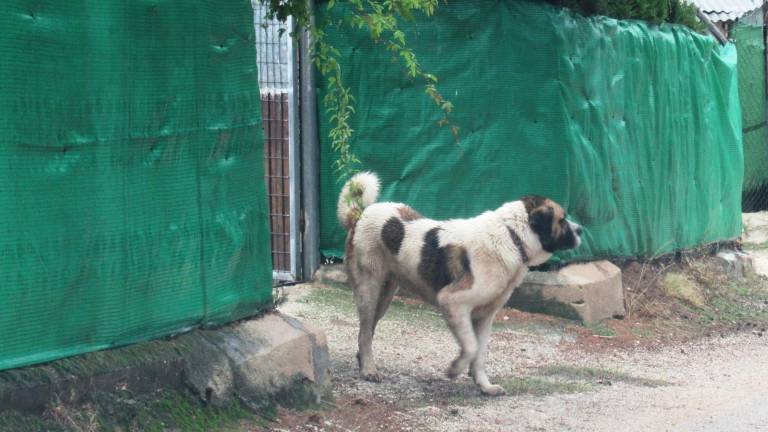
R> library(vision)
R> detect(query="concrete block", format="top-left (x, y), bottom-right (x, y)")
top-left (742, 212), bottom-right (768, 245)
top-left (184, 313), bottom-right (330, 409)
top-left (507, 261), bottom-right (625, 324)
top-left (714, 251), bottom-right (754, 278)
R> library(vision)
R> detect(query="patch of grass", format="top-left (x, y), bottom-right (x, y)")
top-left (386, 298), bottom-right (443, 326)
top-left (301, 284), bottom-right (444, 326)
top-left (0, 389), bottom-right (270, 432)
top-left (661, 273), bottom-right (705, 308)
top-left (629, 327), bottom-right (653, 338)
top-left (500, 377), bottom-right (590, 396)
top-left (539, 365), bottom-right (669, 387)
top-left (127, 391), bottom-right (258, 432)
top-left (0, 411), bottom-right (66, 432)
top-left (741, 240), bottom-right (768, 251)
top-left (0, 337), bottom-right (197, 392)
top-left (298, 284), bottom-right (357, 315)
top-left (587, 322), bottom-right (616, 337)
top-left (693, 273), bottom-right (768, 328)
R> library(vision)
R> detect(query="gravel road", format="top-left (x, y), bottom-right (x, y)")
top-left (268, 283), bottom-right (768, 432)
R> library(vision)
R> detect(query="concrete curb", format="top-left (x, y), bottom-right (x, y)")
top-left (0, 312), bottom-right (330, 414)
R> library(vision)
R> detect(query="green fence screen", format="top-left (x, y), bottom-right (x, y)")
top-left (0, 1), bottom-right (272, 371)
top-left (732, 16), bottom-right (768, 208)
top-left (318, 0), bottom-right (743, 262)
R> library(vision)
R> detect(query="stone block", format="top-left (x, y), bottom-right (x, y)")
top-left (507, 261), bottom-right (625, 324)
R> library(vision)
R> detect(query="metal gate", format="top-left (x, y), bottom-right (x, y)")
top-left (253, 3), bottom-right (299, 280)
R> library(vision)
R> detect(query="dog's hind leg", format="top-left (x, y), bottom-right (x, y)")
top-left (374, 278), bottom-right (397, 325)
top-left (353, 275), bottom-right (391, 382)
top-left (470, 313), bottom-right (506, 396)
top-left (443, 305), bottom-right (478, 380)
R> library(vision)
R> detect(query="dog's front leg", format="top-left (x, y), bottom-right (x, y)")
top-left (443, 305), bottom-right (478, 380)
top-left (470, 313), bottom-right (506, 396)
top-left (469, 269), bottom-right (527, 396)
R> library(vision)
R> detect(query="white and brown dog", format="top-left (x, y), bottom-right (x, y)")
top-left (337, 172), bottom-right (582, 395)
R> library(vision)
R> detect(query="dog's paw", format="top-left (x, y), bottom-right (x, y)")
top-left (446, 361), bottom-right (463, 380)
top-left (362, 372), bottom-right (385, 383)
top-left (480, 384), bottom-right (506, 396)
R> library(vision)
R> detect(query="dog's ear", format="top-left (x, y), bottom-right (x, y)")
top-left (528, 205), bottom-right (553, 241)
top-left (521, 195), bottom-right (547, 214)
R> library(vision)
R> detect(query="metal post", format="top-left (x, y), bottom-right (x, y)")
top-left (286, 16), bottom-right (301, 281)
top-left (299, 0), bottom-right (320, 281)
top-left (763, 2), bottom-right (768, 118)
top-left (696, 9), bottom-right (728, 45)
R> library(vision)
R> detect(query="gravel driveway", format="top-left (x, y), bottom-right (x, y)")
top-left (262, 282), bottom-right (768, 432)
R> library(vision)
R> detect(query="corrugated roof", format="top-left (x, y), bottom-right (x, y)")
top-left (690, 0), bottom-right (762, 22)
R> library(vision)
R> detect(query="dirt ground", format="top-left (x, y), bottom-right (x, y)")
top-left (232, 272), bottom-right (767, 432)
top-left (238, 214), bottom-right (768, 432)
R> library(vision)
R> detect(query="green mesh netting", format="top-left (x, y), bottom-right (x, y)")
top-left (732, 17), bottom-right (768, 210)
top-left (317, 0), bottom-right (743, 262)
top-left (0, 0), bottom-right (272, 371)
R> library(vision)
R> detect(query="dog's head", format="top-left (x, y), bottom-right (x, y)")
top-left (521, 195), bottom-right (582, 253)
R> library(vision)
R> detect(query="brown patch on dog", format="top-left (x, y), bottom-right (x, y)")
top-left (443, 244), bottom-right (473, 292)
top-left (445, 244), bottom-right (471, 282)
top-left (545, 199), bottom-right (565, 221)
top-left (345, 224), bottom-right (356, 259)
top-left (418, 228), bottom-right (450, 290)
top-left (397, 205), bottom-right (422, 221)
top-left (443, 273), bottom-right (474, 294)
top-left (381, 217), bottom-right (405, 254)
top-left (418, 229), bottom-right (473, 292)
top-left (522, 195), bottom-right (565, 220)
top-left (521, 195), bottom-right (547, 214)
top-left (344, 224), bottom-right (358, 287)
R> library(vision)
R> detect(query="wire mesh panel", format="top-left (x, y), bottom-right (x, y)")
top-left (733, 10), bottom-right (768, 211)
top-left (261, 94), bottom-right (291, 272)
top-left (252, 2), bottom-right (296, 276)
top-left (252, 3), bottom-right (292, 93)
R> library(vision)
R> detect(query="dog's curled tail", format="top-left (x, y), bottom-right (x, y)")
top-left (337, 171), bottom-right (380, 230)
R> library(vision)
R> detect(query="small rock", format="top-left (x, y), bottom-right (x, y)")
top-left (353, 398), bottom-right (367, 406)
top-left (308, 413), bottom-right (323, 424)
top-left (450, 408), bottom-right (460, 416)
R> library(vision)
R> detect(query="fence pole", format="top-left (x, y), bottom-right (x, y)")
top-left (299, 0), bottom-right (320, 281)
top-left (764, 1), bottom-right (768, 112)
top-left (696, 9), bottom-right (728, 45)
